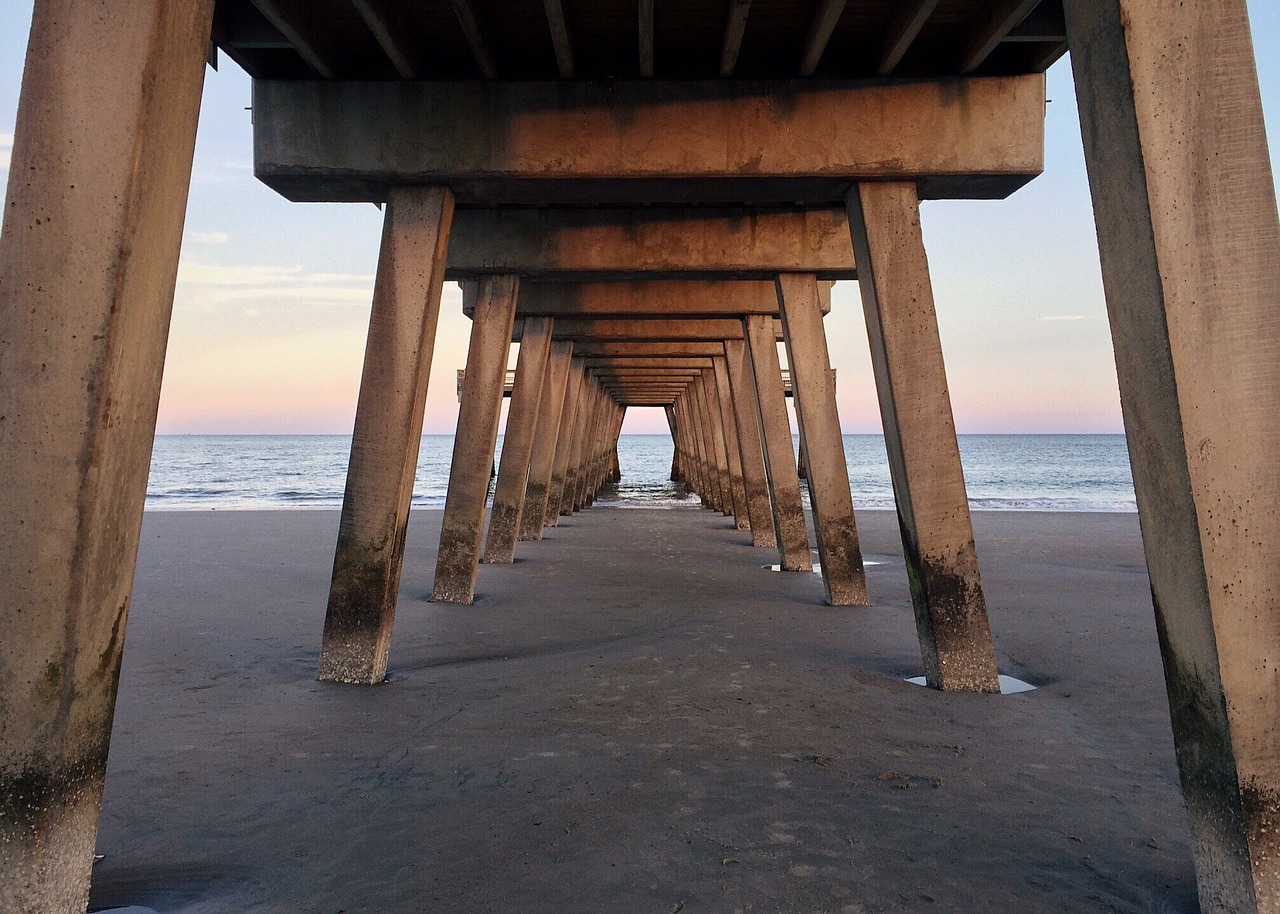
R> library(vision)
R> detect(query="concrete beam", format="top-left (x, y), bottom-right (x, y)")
top-left (253, 76), bottom-right (1046, 204)
top-left (585, 357), bottom-right (714, 369)
top-left (465, 279), bottom-right (832, 317)
top-left (570, 342), bottom-right (731, 357)
top-left (513, 318), bottom-right (783, 342)
top-left (542, 0), bottom-right (574, 77)
top-left (447, 207), bottom-right (855, 280)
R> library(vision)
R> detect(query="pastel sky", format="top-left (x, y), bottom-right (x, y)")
top-left (1, 4), bottom-right (1276, 436)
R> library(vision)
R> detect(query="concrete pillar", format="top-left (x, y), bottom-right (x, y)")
top-left (0, 1), bottom-right (213, 909)
top-left (484, 317), bottom-right (553, 563)
top-left (560, 372), bottom-right (590, 516)
top-left (575, 385), bottom-right (604, 510)
top-left (665, 405), bottom-right (683, 482)
top-left (713, 356), bottom-right (750, 530)
top-left (707, 370), bottom-right (734, 515)
top-left (744, 315), bottom-right (812, 572)
top-left (846, 182), bottom-right (999, 692)
top-left (695, 373), bottom-right (729, 512)
top-left (432, 275), bottom-right (520, 605)
top-left (681, 393), bottom-right (708, 505)
top-left (520, 341), bottom-right (574, 541)
top-left (674, 396), bottom-right (699, 498)
top-left (319, 187), bottom-right (455, 684)
top-left (1063, 3), bottom-right (1280, 909)
top-left (547, 359), bottom-right (585, 526)
top-left (777, 274), bottom-right (868, 606)
top-left (724, 339), bottom-right (777, 548)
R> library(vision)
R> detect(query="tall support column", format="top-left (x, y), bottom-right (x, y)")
top-left (574, 385), bottom-right (603, 510)
top-left (665, 405), bottom-right (683, 482)
top-left (484, 317), bottom-right (553, 563)
top-left (777, 274), bottom-right (867, 606)
top-left (1063, 3), bottom-right (1280, 910)
top-left (744, 315), bottom-right (812, 572)
top-left (680, 394), bottom-right (706, 503)
top-left (0, 1), bottom-right (214, 909)
top-left (680, 394), bottom-right (701, 499)
top-left (547, 359), bottom-right (585, 526)
top-left (560, 373), bottom-right (590, 515)
top-left (847, 182), bottom-right (999, 692)
top-left (694, 374), bottom-right (727, 512)
top-left (681, 395), bottom-right (706, 500)
top-left (432, 276), bottom-right (520, 605)
top-left (713, 356), bottom-right (750, 529)
top-left (319, 188), bottom-right (456, 684)
top-left (521, 341), bottom-right (574, 541)
top-left (724, 339), bottom-right (776, 548)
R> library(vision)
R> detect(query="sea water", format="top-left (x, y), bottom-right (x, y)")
top-left (145, 434), bottom-right (1135, 512)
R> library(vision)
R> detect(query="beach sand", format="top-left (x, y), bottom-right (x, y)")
top-left (89, 508), bottom-right (1197, 913)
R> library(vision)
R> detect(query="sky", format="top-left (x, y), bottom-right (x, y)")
top-left (1, 4), bottom-right (1276, 436)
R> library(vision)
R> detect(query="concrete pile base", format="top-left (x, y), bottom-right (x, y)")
top-left (90, 508), bottom-right (1195, 913)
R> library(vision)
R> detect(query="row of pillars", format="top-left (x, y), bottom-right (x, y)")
top-left (314, 190), bottom-right (1002, 700)
top-left (1, 2), bottom-right (1278, 912)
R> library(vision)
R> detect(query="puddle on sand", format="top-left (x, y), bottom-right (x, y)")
top-left (763, 561), bottom-right (883, 572)
top-left (906, 674), bottom-right (1037, 695)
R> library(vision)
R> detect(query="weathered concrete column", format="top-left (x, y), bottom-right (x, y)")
top-left (707, 370), bottom-right (735, 515)
top-left (847, 182), bottom-right (999, 692)
top-left (547, 359), bottom-right (585, 526)
top-left (777, 274), bottom-right (867, 605)
top-left (0, 1), bottom-right (214, 909)
top-left (319, 187), bottom-right (456, 684)
top-left (1064, 3), bottom-right (1280, 910)
top-left (695, 373), bottom-right (729, 512)
top-left (744, 315), bottom-right (812, 572)
top-left (521, 341), bottom-right (574, 541)
top-left (724, 339), bottom-right (776, 548)
top-left (665, 405), bottom-right (683, 482)
top-left (680, 393), bottom-right (707, 504)
top-left (560, 373), bottom-right (591, 515)
top-left (484, 317), bottom-right (554, 563)
top-left (576, 385), bottom-right (605, 509)
top-left (432, 276), bottom-right (520, 604)
top-left (675, 396), bottom-right (701, 499)
top-left (713, 356), bottom-right (750, 530)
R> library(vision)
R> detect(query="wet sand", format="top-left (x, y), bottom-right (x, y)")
top-left (90, 508), bottom-right (1197, 913)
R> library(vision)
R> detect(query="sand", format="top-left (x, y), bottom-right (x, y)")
top-left (88, 508), bottom-right (1198, 913)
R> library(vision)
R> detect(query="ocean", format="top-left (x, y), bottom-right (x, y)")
top-left (146, 434), bottom-right (1136, 512)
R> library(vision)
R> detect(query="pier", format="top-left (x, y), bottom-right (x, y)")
top-left (1, 2), bottom-right (1277, 911)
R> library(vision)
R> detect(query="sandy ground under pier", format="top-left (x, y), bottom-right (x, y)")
top-left (89, 508), bottom-right (1198, 914)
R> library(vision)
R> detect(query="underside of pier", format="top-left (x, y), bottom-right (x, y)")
top-left (1, 1), bottom-right (1277, 912)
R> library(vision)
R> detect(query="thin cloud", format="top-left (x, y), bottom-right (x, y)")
top-left (189, 230), bottom-right (230, 245)
top-left (1041, 315), bottom-right (1089, 321)
top-left (175, 260), bottom-right (375, 309)
top-left (0, 131), bottom-right (13, 171)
